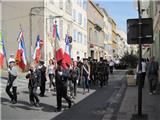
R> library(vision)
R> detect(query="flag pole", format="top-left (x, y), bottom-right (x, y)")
top-left (19, 24), bottom-right (28, 66)
top-left (1, 31), bottom-right (9, 68)
top-left (54, 21), bottom-right (57, 68)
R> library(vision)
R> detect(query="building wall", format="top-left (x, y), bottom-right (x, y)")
top-left (2, 1), bottom-right (44, 68)
top-left (71, 0), bottom-right (88, 60)
top-left (147, 1), bottom-right (160, 63)
top-left (87, 0), bottom-right (104, 60)
top-left (44, 0), bottom-right (73, 64)
top-left (101, 8), bottom-right (112, 60)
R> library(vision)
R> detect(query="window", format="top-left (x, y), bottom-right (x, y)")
top-left (59, 19), bottom-right (63, 40)
top-left (73, 30), bottom-right (77, 42)
top-left (77, 32), bottom-right (82, 43)
top-left (78, 13), bottom-right (82, 25)
top-left (65, 0), bottom-right (72, 15)
top-left (72, 9), bottom-right (76, 21)
top-left (80, 33), bottom-right (82, 43)
top-left (49, 0), bottom-right (54, 5)
top-left (83, 17), bottom-right (87, 28)
top-left (59, 0), bottom-right (63, 9)
top-left (79, 0), bottom-right (82, 7)
top-left (84, 35), bottom-right (87, 45)
top-left (95, 30), bottom-right (98, 43)
top-left (83, 0), bottom-right (87, 10)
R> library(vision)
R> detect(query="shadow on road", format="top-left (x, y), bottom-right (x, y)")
top-left (1, 97), bottom-right (56, 112)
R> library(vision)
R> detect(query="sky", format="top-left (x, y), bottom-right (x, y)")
top-left (94, 0), bottom-right (138, 33)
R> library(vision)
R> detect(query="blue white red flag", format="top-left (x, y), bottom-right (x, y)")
top-left (15, 31), bottom-right (27, 70)
top-left (33, 35), bottom-right (41, 63)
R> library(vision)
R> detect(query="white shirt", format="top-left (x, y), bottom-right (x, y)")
top-left (136, 61), bottom-right (146, 73)
top-left (48, 65), bottom-right (55, 74)
top-left (142, 62), bottom-right (146, 73)
top-left (109, 61), bottom-right (114, 66)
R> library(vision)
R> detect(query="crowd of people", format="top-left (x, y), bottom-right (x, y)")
top-left (5, 54), bottom-right (159, 112)
top-left (5, 55), bottom-right (116, 111)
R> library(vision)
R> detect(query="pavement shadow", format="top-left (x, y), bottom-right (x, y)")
top-left (40, 102), bottom-right (56, 112)
top-left (21, 91), bottom-right (29, 94)
top-left (1, 97), bottom-right (38, 110)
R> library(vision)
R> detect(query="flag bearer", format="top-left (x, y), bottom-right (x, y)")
top-left (6, 60), bottom-right (18, 104)
top-left (26, 63), bottom-right (41, 107)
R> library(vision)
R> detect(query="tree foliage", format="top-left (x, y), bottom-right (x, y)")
top-left (120, 51), bottom-right (138, 68)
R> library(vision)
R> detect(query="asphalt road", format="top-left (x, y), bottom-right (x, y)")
top-left (1, 70), bottom-right (126, 120)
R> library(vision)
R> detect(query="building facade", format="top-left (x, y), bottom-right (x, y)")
top-left (2, 0), bottom-right (44, 68)
top-left (147, 1), bottom-right (160, 63)
top-left (87, 0), bottom-right (104, 60)
top-left (71, 0), bottom-right (88, 60)
top-left (109, 17), bottom-right (117, 59)
top-left (101, 8), bottom-right (112, 60)
top-left (139, 0), bottom-right (160, 63)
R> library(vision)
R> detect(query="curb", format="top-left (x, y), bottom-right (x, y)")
top-left (102, 76), bottom-right (127, 120)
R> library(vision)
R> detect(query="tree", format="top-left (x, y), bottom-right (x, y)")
top-left (120, 51), bottom-right (138, 68)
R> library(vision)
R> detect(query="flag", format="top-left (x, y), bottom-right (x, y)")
top-left (0, 31), bottom-right (5, 69)
top-left (53, 23), bottom-right (64, 62)
top-left (33, 35), bottom-right (41, 63)
top-left (15, 31), bottom-right (27, 70)
top-left (63, 34), bottom-right (71, 66)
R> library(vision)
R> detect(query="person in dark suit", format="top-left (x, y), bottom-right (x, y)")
top-left (26, 63), bottom-right (41, 107)
top-left (38, 60), bottom-right (47, 97)
top-left (55, 60), bottom-right (71, 112)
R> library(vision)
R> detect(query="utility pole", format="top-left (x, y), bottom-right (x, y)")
top-left (131, 1), bottom-right (148, 119)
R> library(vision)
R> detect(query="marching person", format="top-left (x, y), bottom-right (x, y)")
top-left (68, 61), bottom-right (74, 98)
top-left (47, 59), bottom-right (55, 92)
top-left (77, 56), bottom-right (82, 86)
top-left (70, 61), bottom-right (80, 98)
top-left (141, 58), bottom-right (147, 88)
top-left (55, 60), bottom-right (71, 112)
top-left (6, 60), bottom-right (18, 104)
top-left (104, 60), bottom-right (109, 85)
top-left (81, 58), bottom-right (90, 94)
top-left (109, 59), bottom-right (114, 74)
top-left (147, 56), bottom-right (159, 95)
top-left (38, 60), bottom-right (47, 97)
top-left (26, 63), bottom-right (41, 107)
top-left (97, 57), bottom-right (105, 88)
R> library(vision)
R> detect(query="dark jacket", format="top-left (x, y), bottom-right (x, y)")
top-left (39, 65), bottom-right (47, 82)
top-left (26, 69), bottom-right (41, 88)
top-left (70, 67), bottom-right (80, 82)
top-left (55, 66), bottom-right (70, 88)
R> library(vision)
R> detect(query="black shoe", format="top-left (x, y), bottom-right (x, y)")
top-left (39, 94), bottom-right (44, 97)
top-left (30, 101), bottom-right (35, 106)
top-left (11, 100), bottom-right (17, 104)
top-left (35, 102), bottom-right (40, 107)
top-left (68, 101), bottom-right (71, 108)
top-left (56, 108), bottom-right (61, 112)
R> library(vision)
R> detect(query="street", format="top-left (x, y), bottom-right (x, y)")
top-left (1, 70), bottom-right (126, 120)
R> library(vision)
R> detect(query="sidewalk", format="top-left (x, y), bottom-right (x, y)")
top-left (117, 81), bottom-right (160, 120)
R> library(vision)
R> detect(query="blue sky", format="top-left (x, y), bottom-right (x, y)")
top-left (94, 0), bottom-right (138, 33)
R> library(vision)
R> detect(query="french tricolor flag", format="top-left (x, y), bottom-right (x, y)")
top-left (33, 35), bottom-right (41, 63)
top-left (63, 34), bottom-right (71, 66)
top-left (53, 23), bottom-right (64, 62)
top-left (15, 31), bottom-right (27, 70)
